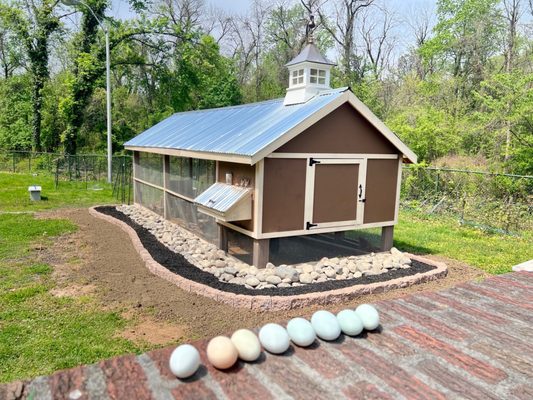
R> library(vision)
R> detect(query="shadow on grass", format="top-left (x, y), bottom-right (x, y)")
top-left (393, 239), bottom-right (433, 256)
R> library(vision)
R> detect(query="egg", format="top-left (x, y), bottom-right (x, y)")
top-left (286, 318), bottom-right (316, 347)
top-left (311, 310), bottom-right (341, 341)
top-left (355, 304), bottom-right (380, 330)
top-left (168, 344), bottom-right (201, 379)
top-left (259, 323), bottom-right (290, 354)
top-left (206, 336), bottom-right (239, 369)
top-left (231, 329), bottom-right (261, 362)
top-left (337, 309), bottom-right (364, 336)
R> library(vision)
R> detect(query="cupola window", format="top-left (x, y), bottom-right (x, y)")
top-left (291, 69), bottom-right (304, 86)
top-left (310, 68), bottom-right (326, 85)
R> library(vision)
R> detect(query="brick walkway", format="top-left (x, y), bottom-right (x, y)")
top-left (2, 272), bottom-right (532, 400)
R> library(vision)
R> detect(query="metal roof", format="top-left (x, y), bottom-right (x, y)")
top-left (194, 183), bottom-right (251, 214)
top-left (124, 87), bottom-right (349, 158)
top-left (286, 43), bottom-right (336, 66)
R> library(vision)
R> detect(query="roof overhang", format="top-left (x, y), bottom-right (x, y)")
top-left (125, 145), bottom-right (254, 165)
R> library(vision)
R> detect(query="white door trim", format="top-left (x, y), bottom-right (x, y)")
top-left (304, 157), bottom-right (366, 231)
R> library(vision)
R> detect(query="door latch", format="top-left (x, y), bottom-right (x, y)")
top-left (309, 158), bottom-right (321, 166)
top-left (358, 184), bottom-right (366, 202)
top-left (306, 222), bottom-right (318, 230)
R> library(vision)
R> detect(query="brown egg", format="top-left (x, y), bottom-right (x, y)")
top-left (206, 336), bottom-right (238, 370)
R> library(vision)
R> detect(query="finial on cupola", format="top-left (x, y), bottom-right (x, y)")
top-left (283, 11), bottom-right (336, 106)
top-left (306, 14), bottom-right (316, 44)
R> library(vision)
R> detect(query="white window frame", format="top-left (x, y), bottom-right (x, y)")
top-left (304, 158), bottom-right (367, 230)
top-left (291, 68), bottom-right (305, 86)
top-left (309, 68), bottom-right (326, 85)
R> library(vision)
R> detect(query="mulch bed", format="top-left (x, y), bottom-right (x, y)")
top-left (96, 206), bottom-right (436, 297)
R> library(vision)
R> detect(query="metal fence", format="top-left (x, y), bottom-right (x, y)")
top-left (0, 151), bottom-right (133, 204)
top-left (1, 151), bottom-right (532, 233)
top-left (401, 166), bottom-right (533, 234)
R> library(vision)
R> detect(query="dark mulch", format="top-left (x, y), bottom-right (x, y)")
top-left (95, 206), bottom-right (436, 297)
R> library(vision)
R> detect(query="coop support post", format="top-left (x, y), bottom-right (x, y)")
top-left (253, 238), bottom-right (270, 268)
top-left (380, 225), bottom-right (394, 251)
top-left (217, 224), bottom-right (228, 253)
top-left (163, 155), bottom-right (169, 219)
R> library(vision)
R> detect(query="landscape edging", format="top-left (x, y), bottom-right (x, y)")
top-left (89, 206), bottom-right (448, 311)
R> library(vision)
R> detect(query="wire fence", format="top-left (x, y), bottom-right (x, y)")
top-left (401, 166), bottom-right (533, 234)
top-left (0, 151), bottom-right (133, 204)
top-left (1, 151), bottom-right (531, 234)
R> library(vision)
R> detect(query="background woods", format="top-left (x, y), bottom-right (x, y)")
top-left (0, 0), bottom-right (531, 176)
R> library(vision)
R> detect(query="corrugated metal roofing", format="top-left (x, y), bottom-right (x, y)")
top-left (286, 43), bottom-right (336, 66)
top-left (124, 87), bottom-right (349, 158)
top-left (194, 183), bottom-right (251, 214)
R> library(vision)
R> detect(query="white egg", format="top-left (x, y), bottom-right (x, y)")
top-left (206, 336), bottom-right (239, 369)
top-left (286, 318), bottom-right (316, 347)
top-left (311, 310), bottom-right (341, 341)
top-left (168, 344), bottom-right (201, 379)
top-left (231, 329), bottom-right (261, 362)
top-left (355, 304), bottom-right (380, 330)
top-left (259, 323), bottom-right (290, 354)
top-left (337, 309), bottom-right (364, 336)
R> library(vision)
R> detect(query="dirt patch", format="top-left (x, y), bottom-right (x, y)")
top-left (37, 208), bottom-right (490, 342)
top-left (50, 284), bottom-right (96, 298)
top-left (120, 317), bottom-right (188, 346)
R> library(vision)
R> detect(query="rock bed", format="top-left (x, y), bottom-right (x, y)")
top-left (118, 205), bottom-right (415, 290)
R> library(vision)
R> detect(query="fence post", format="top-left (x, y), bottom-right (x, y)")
top-left (12, 152), bottom-right (15, 173)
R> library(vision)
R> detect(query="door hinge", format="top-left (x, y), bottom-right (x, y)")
top-left (309, 158), bottom-right (321, 166)
top-left (306, 222), bottom-right (318, 230)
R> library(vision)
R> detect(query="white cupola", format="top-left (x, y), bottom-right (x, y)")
top-left (283, 41), bottom-right (336, 106)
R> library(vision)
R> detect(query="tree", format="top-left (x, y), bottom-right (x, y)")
top-left (0, 0), bottom-right (60, 151)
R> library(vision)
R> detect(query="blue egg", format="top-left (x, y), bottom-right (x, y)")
top-left (355, 304), bottom-right (380, 330)
top-left (168, 344), bottom-right (201, 379)
top-left (287, 318), bottom-right (316, 347)
top-left (311, 310), bottom-right (341, 341)
top-left (259, 323), bottom-right (290, 354)
top-left (337, 309), bottom-right (364, 336)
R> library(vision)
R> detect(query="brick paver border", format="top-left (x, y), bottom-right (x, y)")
top-left (89, 206), bottom-right (448, 310)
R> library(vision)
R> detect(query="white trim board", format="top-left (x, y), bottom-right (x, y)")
top-left (258, 220), bottom-right (397, 239)
top-left (268, 153), bottom-right (398, 160)
top-left (126, 145), bottom-right (253, 165)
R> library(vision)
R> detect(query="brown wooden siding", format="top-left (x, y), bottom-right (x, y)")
top-left (363, 159), bottom-right (399, 224)
top-left (276, 103), bottom-right (397, 154)
top-left (262, 158), bottom-right (306, 233)
top-left (313, 164), bottom-right (359, 223)
top-left (217, 162), bottom-right (255, 231)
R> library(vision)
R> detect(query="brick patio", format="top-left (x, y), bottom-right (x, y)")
top-left (2, 272), bottom-right (532, 400)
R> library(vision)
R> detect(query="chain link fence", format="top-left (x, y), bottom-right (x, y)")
top-left (401, 166), bottom-right (533, 234)
top-left (0, 151), bottom-right (133, 204)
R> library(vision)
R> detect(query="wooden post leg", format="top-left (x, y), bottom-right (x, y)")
top-left (334, 231), bottom-right (345, 241)
top-left (217, 224), bottom-right (228, 253)
top-left (380, 226), bottom-right (394, 251)
top-left (253, 238), bottom-right (270, 268)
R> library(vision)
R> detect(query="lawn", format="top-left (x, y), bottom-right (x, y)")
top-left (394, 210), bottom-right (532, 275)
top-left (0, 171), bottom-right (117, 211)
top-left (0, 171), bottom-right (531, 383)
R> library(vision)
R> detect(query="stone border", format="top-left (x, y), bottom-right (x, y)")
top-left (89, 206), bottom-right (448, 311)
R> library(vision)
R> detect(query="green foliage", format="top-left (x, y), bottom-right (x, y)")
top-left (0, 74), bottom-right (32, 149)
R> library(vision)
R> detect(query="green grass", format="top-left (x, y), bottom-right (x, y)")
top-left (0, 213), bottom-right (142, 383)
top-left (394, 209), bottom-right (533, 274)
top-left (0, 171), bottom-right (118, 211)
